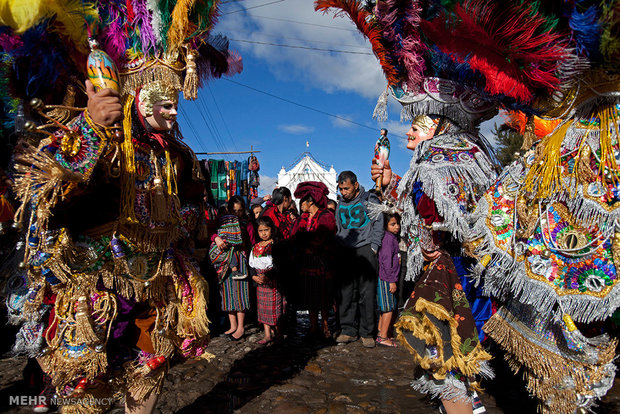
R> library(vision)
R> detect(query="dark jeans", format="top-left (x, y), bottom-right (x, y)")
top-left (337, 244), bottom-right (378, 338)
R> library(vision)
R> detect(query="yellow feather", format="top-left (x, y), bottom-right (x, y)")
top-left (167, 0), bottom-right (197, 53)
top-left (44, 0), bottom-right (98, 53)
top-left (0, 0), bottom-right (47, 33)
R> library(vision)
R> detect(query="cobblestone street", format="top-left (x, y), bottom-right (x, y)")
top-left (1, 312), bottom-right (618, 414)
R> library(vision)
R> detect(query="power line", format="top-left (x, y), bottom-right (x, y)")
top-left (275, 35), bottom-right (370, 50)
top-left (251, 15), bottom-right (358, 32)
top-left (222, 78), bottom-right (376, 131)
top-left (179, 107), bottom-right (209, 153)
top-left (207, 84), bottom-right (240, 152)
top-left (222, 0), bottom-right (285, 15)
top-left (230, 38), bottom-right (373, 55)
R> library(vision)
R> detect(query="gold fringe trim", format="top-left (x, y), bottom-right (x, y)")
top-left (173, 259), bottom-right (210, 340)
top-left (484, 313), bottom-right (617, 414)
top-left (12, 141), bottom-right (83, 231)
top-left (40, 347), bottom-right (108, 390)
top-left (58, 386), bottom-right (113, 414)
top-left (120, 65), bottom-right (183, 98)
top-left (395, 298), bottom-right (492, 380)
top-left (125, 362), bottom-right (167, 403)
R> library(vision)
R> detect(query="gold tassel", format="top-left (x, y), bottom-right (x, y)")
top-left (515, 195), bottom-right (537, 239)
top-left (74, 296), bottom-right (101, 345)
top-left (183, 49), bottom-right (198, 100)
top-left (149, 150), bottom-right (169, 222)
top-left (120, 95), bottom-right (139, 224)
top-left (524, 121), bottom-right (572, 198)
top-left (574, 144), bottom-right (598, 185)
top-left (521, 115), bottom-right (536, 151)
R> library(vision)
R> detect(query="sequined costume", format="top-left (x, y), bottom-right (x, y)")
top-left (1, 2), bottom-right (241, 412)
top-left (472, 91), bottom-right (620, 413)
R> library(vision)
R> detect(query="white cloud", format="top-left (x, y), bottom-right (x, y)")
top-left (217, 0), bottom-right (386, 99)
top-left (258, 174), bottom-right (278, 197)
top-left (331, 114), bottom-right (357, 128)
top-left (277, 124), bottom-right (315, 134)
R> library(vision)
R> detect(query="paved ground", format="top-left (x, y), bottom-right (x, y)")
top-left (0, 314), bottom-right (618, 413)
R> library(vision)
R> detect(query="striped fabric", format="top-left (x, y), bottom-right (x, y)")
top-left (220, 277), bottom-right (251, 311)
top-left (377, 278), bottom-right (396, 313)
top-left (257, 283), bottom-right (283, 326)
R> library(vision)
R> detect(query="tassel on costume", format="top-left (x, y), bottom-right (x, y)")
top-left (183, 49), bottom-right (198, 100)
top-left (149, 150), bottom-right (169, 222)
top-left (74, 296), bottom-right (101, 345)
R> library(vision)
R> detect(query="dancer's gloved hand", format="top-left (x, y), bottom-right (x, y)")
top-left (86, 80), bottom-right (123, 127)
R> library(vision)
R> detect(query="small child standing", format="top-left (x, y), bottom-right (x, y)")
top-left (249, 217), bottom-right (283, 344)
top-left (376, 212), bottom-right (401, 347)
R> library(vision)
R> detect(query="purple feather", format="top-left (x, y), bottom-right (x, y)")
top-left (375, 0), bottom-right (426, 92)
top-left (100, 3), bottom-right (128, 64)
top-left (131, 0), bottom-right (158, 56)
top-left (0, 32), bottom-right (23, 52)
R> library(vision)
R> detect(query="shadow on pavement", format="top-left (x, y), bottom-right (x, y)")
top-left (176, 334), bottom-right (332, 414)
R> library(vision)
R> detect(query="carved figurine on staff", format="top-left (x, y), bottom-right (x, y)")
top-left (374, 128), bottom-right (390, 194)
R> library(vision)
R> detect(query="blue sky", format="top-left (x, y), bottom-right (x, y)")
top-left (178, 0), bottom-right (498, 196)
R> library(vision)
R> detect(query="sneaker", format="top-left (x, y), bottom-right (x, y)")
top-left (335, 334), bottom-right (357, 343)
top-left (361, 337), bottom-right (376, 348)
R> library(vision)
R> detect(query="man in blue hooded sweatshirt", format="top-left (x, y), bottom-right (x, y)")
top-left (334, 171), bottom-right (384, 348)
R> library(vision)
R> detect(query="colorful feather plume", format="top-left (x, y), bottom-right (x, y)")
top-left (45, 0), bottom-right (98, 54)
top-left (315, 0), bottom-right (400, 85)
top-left (422, 0), bottom-right (568, 103)
top-left (131, 0), bottom-right (158, 57)
top-left (100, 1), bottom-right (128, 64)
top-left (374, 0), bottom-right (425, 92)
top-left (570, 4), bottom-right (602, 59)
top-left (1, 1), bottom-right (239, 103)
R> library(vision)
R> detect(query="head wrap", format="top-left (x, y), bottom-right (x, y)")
top-left (294, 181), bottom-right (329, 209)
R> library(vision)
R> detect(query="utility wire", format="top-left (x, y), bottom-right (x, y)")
top-left (179, 106), bottom-right (208, 153)
top-left (197, 98), bottom-right (228, 153)
top-left (192, 99), bottom-right (225, 152)
top-left (222, 78), bottom-right (376, 131)
top-left (207, 84), bottom-right (240, 152)
top-left (270, 35), bottom-right (370, 50)
top-left (251, 15), bottom-right (358, 32)
top-left (230, 38), bottom-right (373, 55)
top-left (222, 0), bottom-right (285, 15)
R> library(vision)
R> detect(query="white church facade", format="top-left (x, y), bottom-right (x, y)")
top-left (277, 145), bottom-right (337, 205)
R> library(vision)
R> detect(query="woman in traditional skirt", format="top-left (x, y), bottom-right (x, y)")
top-left (292, 182), bottom-right (337, 339)
top-left (211, 196), bottom-right (256, 340)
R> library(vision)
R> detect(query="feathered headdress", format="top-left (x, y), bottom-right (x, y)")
top-left (315, 1), bottom-right (589, 125)
top-left (0, 0), bottom-right (242, 103)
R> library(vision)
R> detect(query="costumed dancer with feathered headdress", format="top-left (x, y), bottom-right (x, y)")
top-left (0, 1), bottom-right (241, 412)
top-left (315, 1), bottom-right (587, 413)
top-left (467, 2), bottom-right (620, 412)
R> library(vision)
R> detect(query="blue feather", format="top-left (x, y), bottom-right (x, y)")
top-left (569, 5), bottom-right (602, 59)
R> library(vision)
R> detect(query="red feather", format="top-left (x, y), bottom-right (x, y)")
top-left (315, 0), bottom-right (400, 86)
top-left (422, 0), bottom-right (567, 102)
